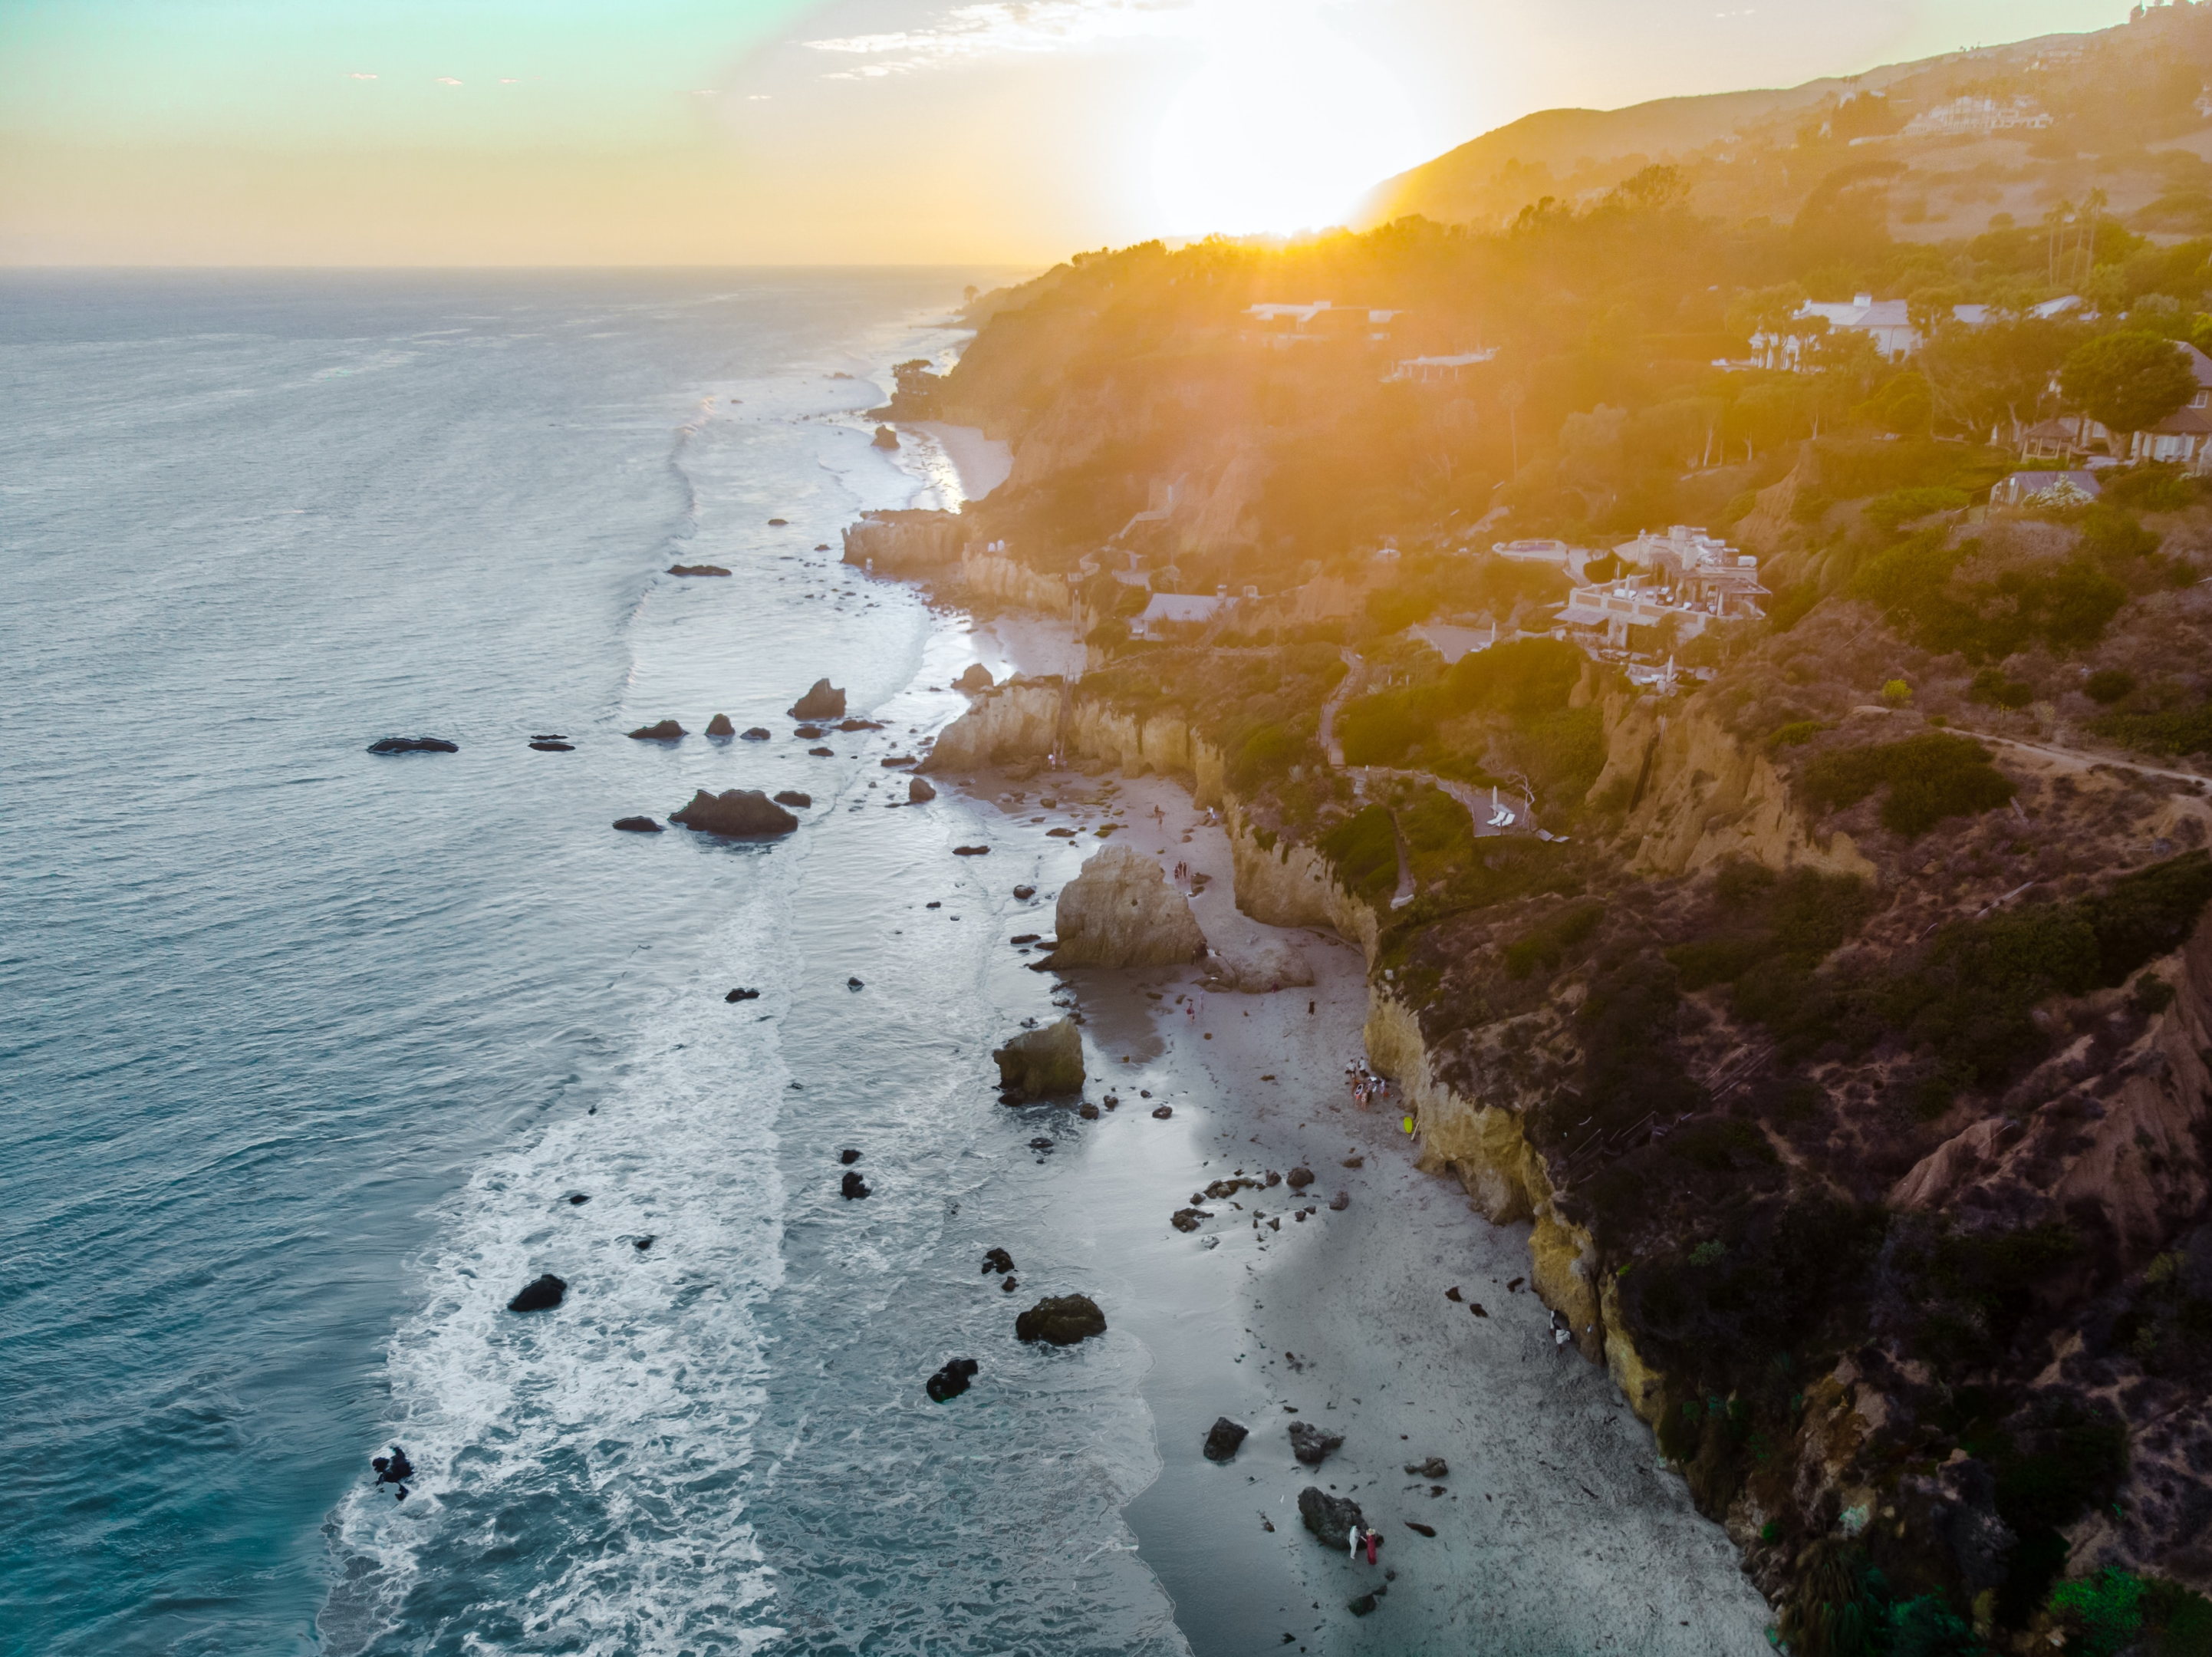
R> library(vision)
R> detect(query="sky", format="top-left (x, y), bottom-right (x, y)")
top-left (0, 0), bottom-right (2136, 265)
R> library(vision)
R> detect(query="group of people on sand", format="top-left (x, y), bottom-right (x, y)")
top-left (1348, 1524), bottom-right (1384, 1566)
top-left (1344, 1059), bottom-right (1391, 1112)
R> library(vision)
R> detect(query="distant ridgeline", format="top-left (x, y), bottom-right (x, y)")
top-left (888, 7), bottom-right (2212, 1643)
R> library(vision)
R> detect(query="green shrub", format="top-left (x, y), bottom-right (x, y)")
top-left (1318, 805), bottom-right (1399, 905)
top-left (1337, 687), bottom-right (1430, 766)
top-left (1849, 532), bottom-right (2128, 663)
top-left (1866, 486), bottom-right (1970, 532)
top-left (2093, 700), bottom-right (2212, 756)
top-left (2098, 464), bottom-right (2197, 513)
top-left (2084, 668), bottom-right (2136, 704)
top-left (1799, 733), bottom-right (2016, 836)
top-left (2051, 1570), bottom-right (2148, 1657)
top-left (1769, 718), bottom-right (1830, 747)
top-left (1504, 901), bottom-right (1605, 979)
top-left (1968, 667), bottom-right (2034, 710)
top-left (2079, 505), bottom-right (2162, 565)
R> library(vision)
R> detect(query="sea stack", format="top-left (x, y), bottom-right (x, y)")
top-left (1047, 845), bottom-right (1206, 967)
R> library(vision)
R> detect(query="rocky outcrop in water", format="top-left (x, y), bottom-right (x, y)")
top-left (773, 790), bottom-right (811, 808)
top-left (908, 776), bottom-right (937, 803)
top-left (1048, 845), bottom-right (1206, 968)
top-left (1299, 1487), bottom-right (1363, 1551)
top-left (613, 816), bottom-right (663, 833)
top-left (741, 726), bottom-right (771, 740)
top-left (872, 425), bottom-right (900, 450)
top-left (706, 713), bottom-right (735, 736)
top-left (956, 664), bottom-right (996, 691)
top-left (508, 1274), bottom-right (566, 1313)
top-left (669, 564), bottom-right (730, 577)
top-left (669, 789), bottom-right (799, 838)
top-left (627, 720), bottom-right (685, 741)
top-left (926, 1357), bottom-right (977, 1401)
top-left (367, 736), bottom-right (457, 754)
top-left (992, 1018), bottom-right (1083, 1099)
top-left (1015, 1293), bottom-right (1106, 1346)
top-left (788, 680), bottom-right (847, 720)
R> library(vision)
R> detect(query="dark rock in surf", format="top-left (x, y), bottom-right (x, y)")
top-left (1150, 1105), bottom-right (1173, 1119)
top-left (507, 1273), bottom-right (567, 1313)
top-left (841, 1170), bottom-right (870, 1200)
top-left (982, 1247), bottom-right (1015, 1275)
top-left (1170, 1207), bottom-right (1210, 1233)
top-left (627, 720), bottom-right (685, 741)
top-left (839, 1147), bottom-right (861, 1165)
top-left (773, 790), bottom-right (812, 808)
top-left (633, 1235), bottom-right (654, 1250)
top-left (837, 718), bottom-right (886, 732)
top-left (1078, 1102), bottom-right (1099, 1119)
top-left (1014, 1293), bottom-right (1106, 1346)
top-left (1203, 1418), bottom-right (1249, 1462)
top-left (669, 564), bottom-right (732, 577)
top-left (768, 517), bottom-right (788, 525)
top-left (793, 725), bottom-right (825, 739)
top-left (1330, 1191), bottom-right (1350, 1211)
top-left (955, 664), bottom-right (995, 692)
top-left (953, 845), bottom-right (989, 856)
top-left (925, 1356), bottom-right (979, 1402)
top-left (614, 816), bottom-right (664, 834)
top-left (669, 788), bottom-right (798, 838)
top-left (367, 736), bottom-right (458, 754)
top-left (1285, 1166), bottom-right (1315, 1191)
top-left (1288, 1421), bottom-right (1343, 1467)
top-left (705, 713), bottom-right (736, 736)
top-left (788, 679), bottom-right (846, 720)
top-left (1298, 1487), bottom-right (1364, 1551)
top-left (807, 746), bottom-right (834, 757)
top-left (725, 987), bottom-right (761, 1003)
top-left (567, 1192), bottom-right (589, 1206)
top-left (992, 1018), bottom-right (1083, 1099)
top-left (1012, 885), bottom-right (1036, 900)
top-left (529, 740), bottom-right (574, 752)
top-left (848, 977), bottom-right (864, 990)
top-left (741, 726), bottom-right (772, 741)
top-left (909, 777), bottom-right (937, 803)
top-left (872, 426), bottom-right (900, 450)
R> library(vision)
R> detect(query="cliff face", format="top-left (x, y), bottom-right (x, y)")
top-left (842, 509), bottom-right (964, 574)
top-left (1590, 691), bottom-right (1874, 881)
top-left (921, 679), bottom-right (1065, 773)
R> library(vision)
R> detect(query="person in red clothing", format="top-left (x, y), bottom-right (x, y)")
top-left (1364, 1529), bottom-right (1382, 1566)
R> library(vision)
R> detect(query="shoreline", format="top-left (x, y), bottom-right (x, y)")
top-left (896, 598), bottom-right (1775, 1653)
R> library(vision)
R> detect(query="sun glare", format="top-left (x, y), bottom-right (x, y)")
top-left (1149, 2), bottom-right (1420, 236)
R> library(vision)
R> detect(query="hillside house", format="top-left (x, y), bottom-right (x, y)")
top-left (1387, 350), bottom-right (1498, 384)
top-left (1991, 469), bottom-right (2102, 507)
top-left (1615, 525), bottom-right (1767, 616)
top-left (2128, 342), bottom-right (2212, 466)
top-left (1245, 303), bottom-right (1401, 345)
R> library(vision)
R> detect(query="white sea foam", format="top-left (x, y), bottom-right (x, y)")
top-left (321, 886), bottom-right (798, 1657)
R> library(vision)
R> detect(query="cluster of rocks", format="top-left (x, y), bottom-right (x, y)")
top-left (669, 789), bottom-right (798, 838)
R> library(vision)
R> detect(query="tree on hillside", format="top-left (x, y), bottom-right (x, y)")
top-left (2059, 332), bottom-right (2197, 440)
top-left (1727, 284), bottom-right (1810, 369)
top-left (1920, 315), bottom-right (2088, 437)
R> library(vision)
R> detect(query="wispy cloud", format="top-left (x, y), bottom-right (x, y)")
top-left (433, 76), bottom-right (462, 86)
top-left (347, 72), bottom-right (377, 81)
top-left (803, 0), bottom-right (1195, 77)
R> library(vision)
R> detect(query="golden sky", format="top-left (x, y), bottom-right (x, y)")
top-left (0, 0), bottom-right (2134, 265)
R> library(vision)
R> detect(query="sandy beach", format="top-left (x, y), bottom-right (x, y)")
top-left (891, 413), bottom-right (1776, 1649)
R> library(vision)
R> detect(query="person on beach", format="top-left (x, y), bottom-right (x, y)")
top-left (1364, 1529), bottom-right (1383, 1566)
top-left (1348, 1524), bottom-right (1363, 1560)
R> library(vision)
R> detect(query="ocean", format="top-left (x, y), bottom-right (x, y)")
top-left (0, 271), bottom-right (1181, 1656)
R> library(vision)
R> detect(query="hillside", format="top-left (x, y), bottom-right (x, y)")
top-left (848, 83), bottom-right (2212, 1642)
top-left (1357, 8), bottom-right (2212, 248)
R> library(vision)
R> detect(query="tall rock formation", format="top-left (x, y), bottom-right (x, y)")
top-left (1048, 845), bottom-right (1206, 968)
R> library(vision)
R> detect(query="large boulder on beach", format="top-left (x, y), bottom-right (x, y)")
top-left (669, 788), bottom-right (799, 838)
top-left (1203, 936), bottom-right (1315, 994)
top-left (1203, 1418), bottom-right (1250, 1462)
top-left (1015, 1293), bottom-right (1106, 1346)
top-left (1289, 1420), bottom-right (1343, 1467)
top-left (1048, 845), bottom-right (1206, 968)
top-left (1299, 1487), bottom-right (1364, 1551)
top-left (955, 664), bottom-right (995, 692)
top-left (992, 1017), bottom-right (1083, 1099)
top-left (919, 677), bottom-right (1062, 772)
top-left (788, 679), bottom-right (847, 720)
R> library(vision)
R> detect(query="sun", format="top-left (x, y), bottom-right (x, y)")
top-left (1148, 2), bottom-right (1420, 236)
